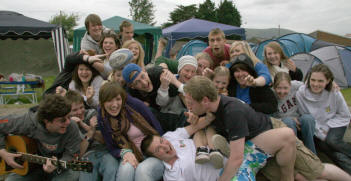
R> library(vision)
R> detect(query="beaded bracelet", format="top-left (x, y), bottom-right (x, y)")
top-left (120, 148), bottom-right (132, 158)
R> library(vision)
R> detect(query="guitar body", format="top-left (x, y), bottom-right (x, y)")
top-left (0, 135), bottom-right (93, 176)
top-left (0, 135), bottom-right (37, 176)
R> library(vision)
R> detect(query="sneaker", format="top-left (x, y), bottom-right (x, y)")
top-left (209, 149), bottom-right (224, 169)
top-left (212, 134), bottom-right (230, 158)
top-left (195, 146), bottom-right (210, 164)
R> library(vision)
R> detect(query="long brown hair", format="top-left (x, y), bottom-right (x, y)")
top-left (305, 64), bottom-right (334, 92)
top-left (99, 82), bottom-right (158, 161)
top-left (72, 63), bottom-right (99, 91)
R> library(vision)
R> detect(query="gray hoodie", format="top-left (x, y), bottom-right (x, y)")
top-left (296, 85), bottom-right (350, 141)
top-left (0, 109), bottom-right (82, 161)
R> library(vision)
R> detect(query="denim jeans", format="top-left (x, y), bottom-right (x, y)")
top-left (315, 126), bottom-right (351, 174)
top-left (116, 157), bottom-right (164, 181)
top-left (6, 169), bottom-right (79, 181)
top-left (282, 114), bottom-right (316, 153)
top-left (79, 150), bottom-right (119, 181)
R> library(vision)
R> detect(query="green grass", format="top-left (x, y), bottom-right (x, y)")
top-left (1, 76), bottom-right (56, 104)
top-left (341, 88), bottom-right (351, 106)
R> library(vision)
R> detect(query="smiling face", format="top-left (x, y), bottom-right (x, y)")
top-left (213, 75), bottom-right (229, 92)
top-left (309, 72), bottom-right (330, 94)
top-left (88, 23), bottom-right (103, 41)
top-left (103, 37), bottom-right (118, 56)
top-left (230, 44), bottom-right (245, 59)
top-left (70, 102), bottom-right (85, 120)
top-left (209, 34), bottom-right (226, 57)
top-left (265, 46), bottom-right (281, 66)
top-left (113, 70), bottom-right (125, 86)
top-left (131, 71), bottom-right (153, 92)
top-left (77, 64), bottom-right (93, 84)
top-left (179, 65), bottom-right (197, 83)
top-left (233, 68), bottom-right (249, 87)
top-left (45, 115), bottom-right (71, 134)
top-left (197, 58), bottom-right (211, 75)
top-left (103, 95), bottom-right (123, 117)
top-left (128, 42), bottom-right (140, 62)
top-left (147, 136), bottom-right (177, 162)
top-left (274, 80), bottom-right (291, 100)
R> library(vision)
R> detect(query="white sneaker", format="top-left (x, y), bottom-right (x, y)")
top-left (209, 149), bottom-right (224, 169)
top-left (212, 134), bottom-right (230, 158)
top-left (195, 146), bottom-right (210, 164)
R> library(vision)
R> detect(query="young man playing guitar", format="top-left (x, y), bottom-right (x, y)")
top-left (0, 94), bottom-right (82, 181)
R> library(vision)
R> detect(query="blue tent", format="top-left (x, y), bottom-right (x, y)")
top-left (162, 18), bottom-right (246, 57)
top-left (254, 33), bottom-right (316, 60)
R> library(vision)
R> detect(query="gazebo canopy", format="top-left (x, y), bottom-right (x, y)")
top-left (0, 11), bottom-right (57, 40)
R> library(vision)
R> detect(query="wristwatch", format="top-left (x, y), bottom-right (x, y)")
top-left (84, 135), bottom-right (94, 144)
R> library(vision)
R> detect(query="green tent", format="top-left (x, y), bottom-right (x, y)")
top-left (73, 16), bottom-right (162, 64)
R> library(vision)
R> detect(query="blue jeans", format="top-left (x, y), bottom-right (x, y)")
top-left (282, 114), bottom-right (316, 153)
top-left (6, 169), bottom-right (79, 181)
top-left (116, 157), bottom-right (164, 181)
top-left (79, 150), bottom-right (119, 181)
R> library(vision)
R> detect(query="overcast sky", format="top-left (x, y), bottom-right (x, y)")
top-left (2, 0), bottom-right (350, 36)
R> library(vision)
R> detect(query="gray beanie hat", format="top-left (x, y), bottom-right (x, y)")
top-left (109, 48), bottom-right (134, 70)
top-left (177, 55), bottom-right (198, 73)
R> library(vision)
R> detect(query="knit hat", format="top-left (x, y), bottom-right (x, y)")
top-left (122, 63), bottom-right (142, 84)
top-left (177, 55), bottom-right (198, 73)
top-left (109, 48), bottom-right (134, 70)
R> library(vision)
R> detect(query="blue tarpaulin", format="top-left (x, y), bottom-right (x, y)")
top-left (162, 18), bottom-right (246, 57)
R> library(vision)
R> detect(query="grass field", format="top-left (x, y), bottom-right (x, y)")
top-left (2, 75), bottom-right (351, 106)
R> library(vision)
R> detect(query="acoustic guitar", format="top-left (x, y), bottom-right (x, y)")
top-left (0, 135), bottom-right (93, 176)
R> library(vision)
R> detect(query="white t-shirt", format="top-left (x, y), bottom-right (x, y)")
top-left (162, 128), bottom-right (224, 181)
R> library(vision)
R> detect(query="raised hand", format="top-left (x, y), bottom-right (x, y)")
top-left (160, 70), bottom-right (172, 90)
top-left (86, 86), bottom-right (94, 100)
top-left (286, 59), bottom-right (296, 72)
top-left (55, 86), bottom-right (67, 97)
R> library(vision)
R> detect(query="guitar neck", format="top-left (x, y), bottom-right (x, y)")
top-left (18, 152), bottom-right (67, 169)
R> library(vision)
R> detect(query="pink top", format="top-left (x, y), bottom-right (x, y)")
top-left (203, 44), bottom-right (231, 67)
top-left (127, 123), bottom-right (146, 152)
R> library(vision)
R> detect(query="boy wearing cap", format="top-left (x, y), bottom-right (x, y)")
top-left (203, 28), bottom-right (231, 68)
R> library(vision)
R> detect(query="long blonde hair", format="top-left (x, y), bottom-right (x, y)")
top-left (230, 41), bottom-right (261, 66)
top-left (122, 40), bottom-right (145, 69)
top-left (263, 41), bottom-right (288, 76)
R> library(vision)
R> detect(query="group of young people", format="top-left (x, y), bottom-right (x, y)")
top-left (0, 13), bottom-right (350, 181)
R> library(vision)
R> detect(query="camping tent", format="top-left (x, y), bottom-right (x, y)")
top-left (162, 18), bottom-right (246, 57)
top-left (73, 16), bottom-right (162, 64)
top-left (254, 33), bottom-right (316, 60)
top-left (290, 46), bottom-right (351, 88)
top-left (0, 11), bottom-right (70, 72)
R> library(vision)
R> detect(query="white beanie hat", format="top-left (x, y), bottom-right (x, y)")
top-left (177, 55), bottom-right (198, 73)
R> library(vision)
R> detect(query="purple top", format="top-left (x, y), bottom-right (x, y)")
top-left (97, 94), bottom-right (163, 158)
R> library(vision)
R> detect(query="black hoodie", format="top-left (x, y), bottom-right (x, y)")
top-left (228, 54), bottom-right (278, 114)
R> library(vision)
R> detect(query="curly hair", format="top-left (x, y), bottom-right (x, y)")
top-left (37, 94), bottom-right (71, 124)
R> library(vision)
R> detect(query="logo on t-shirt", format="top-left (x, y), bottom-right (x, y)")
top-left (325, 106), bottom-right (330, 113)
top-left (41, 142), bottom-right (58, 151)
top-left (179, 140), bottom-right (186, 148)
